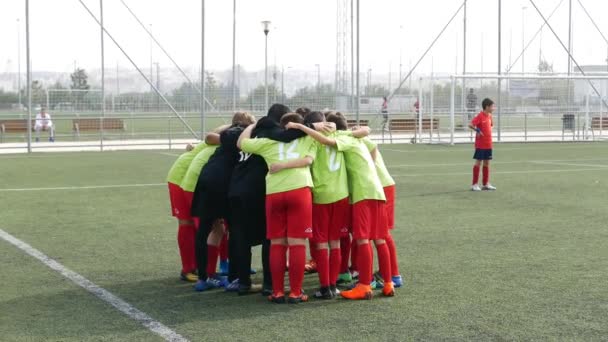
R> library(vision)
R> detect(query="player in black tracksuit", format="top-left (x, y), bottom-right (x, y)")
top-left (191, 115), bottom-right (254, 291)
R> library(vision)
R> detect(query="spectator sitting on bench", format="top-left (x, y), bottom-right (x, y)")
top-left (35, 107), bottom-right (55, 142)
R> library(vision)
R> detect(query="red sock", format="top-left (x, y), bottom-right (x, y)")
top-left (386, 234), bottom-right (400, 276)
top-left (340, 236), bottom-right (351, 273)
top-left (473, 165), bottom-right (480, 185)
top-left (376, 242), bottom-right (392, 284)
top-left (356, 243), bottom-right (372, 286)
top-left (219, 234), bottom-right (228, 262)
top-left (329, 248), bottom-right (341, 286)
top-left (482, 166), bottom-right (489, 186)
top-left (316, 248), bottom-right (330, 287)
top-left (270, 244), bottom-right (287, 294)
top-left (206, 245), bottom-right (219, 278)
top-left (350, 238), bottom-right (358, 272)
top-left (288, 245), bottom-right (306, 297)
top-left (308, 239), bottom-right (317, 262)
top-left (177, 224), bottom-right (197, 273)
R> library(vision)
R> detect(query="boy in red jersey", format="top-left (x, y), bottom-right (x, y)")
top-left (469, 98), bottom-right (497, 192)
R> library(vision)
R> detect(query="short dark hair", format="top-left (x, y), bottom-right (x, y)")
top-left (280, 113), bottom-right (304, 127)
top-left (267, 103), bottom-right (291, 123)
top-left (304, 111), bottom-right (325, 125)
top-left (326, 113), bottom-right (348, 131)
top-left (482, 98), bottom-right (494, 110)
top-left (295, 107), bottom-right (311, 118)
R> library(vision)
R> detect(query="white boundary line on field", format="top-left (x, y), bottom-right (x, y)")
top-left (0, 228), bottom-right (189, 342)
top-left (0, 183), bottom-right (165, 192)
top-left (531, 161), bottom-right (608, 168)
top-left (388, 158), bottom-right (608, 168)
top-left (158, 152), bottom-right (181, 157)
top-left (392, 167), bottom-right (607, 178)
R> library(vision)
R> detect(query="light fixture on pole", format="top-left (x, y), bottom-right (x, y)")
top-left (262, 20), bottom-right (271, 111)
top-left (521, 6), bottom-right (527, 74)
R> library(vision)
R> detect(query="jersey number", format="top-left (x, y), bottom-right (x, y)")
top-left (239, 151), bottom-right (252, 162)
top-left (326, 146), bottom-right (340, 172)
top-left (278, 141), bottom-right (300, 160)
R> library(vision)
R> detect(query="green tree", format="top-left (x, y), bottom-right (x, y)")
top-left (70, 68), bottom-right (90, 109)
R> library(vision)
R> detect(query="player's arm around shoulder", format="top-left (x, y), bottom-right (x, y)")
top-left (285, 122), bottom-right (337, 147)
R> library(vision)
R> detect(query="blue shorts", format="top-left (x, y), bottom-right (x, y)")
top-left (473, 149), bottom-right (493, 160)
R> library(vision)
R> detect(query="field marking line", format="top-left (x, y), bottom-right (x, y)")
top-left (0, 183), bottom-right (165, 192)
top-left (0, 228), bottom-right (189, 342)
top-left (380, 143), bottom-right (608, 153)
top-left (158, 152), bottom-right (181, 157)
top-left (389, 158), bottom-right (608, 168)
top-left (530, 161), bottom-right (608, 168)
top-left (392, 167), bottom-right (607, 178)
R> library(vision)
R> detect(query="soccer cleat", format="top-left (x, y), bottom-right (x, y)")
top-left (268, 292), bottom-right (286, 304)
top-left (225, 279), bottom-right (240, 292)
top-left (482, 184), bottom-right (497, 191)
top-left (238, 283), bottom-right (262, 296)
top-left (194, 278), bottom-right (220, 292)
top-left (218, 260), bottom-right (229, 276)
top-left (471, 184), bottom-right (482, 192)
top-left (371, 280), bottom-right (384, 290)
top-left (351, 270), bottom-right (359, 280)
top-left (262, 282), bottom-right (273, 297)
top-left (214, 275), bottom-right (230, 288)
top-left (337, 272), bottom-right (353, 284)
top-left (304, 259), bottom-right (317, 273)
top-left (250, 268), bottom-right (257, 275)
top-left (288, 292), bottom-right (309, 304)
top-left (180, 272), bottom-right (198, 282)
top-left (314, 286), bottom-right (333, 300)
top-left (382, 282), bottom-right (395, 297)
top-left (330, 285), bottom-right (341, 297)
top-left (392, 275), bottom-right (404, 288)
top-left (340, 284), bottom-right (373, 300)
top-left (49, 137), bottom-right (55, 142)
top-left (35, 137), bottom-right (40, 142)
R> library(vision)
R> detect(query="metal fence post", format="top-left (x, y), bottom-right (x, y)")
top-left (418, 78), bottom-right (423, 143)
top-left (450, 76), bottom-right (455, 145)
top-left (168, 116), bottom-right (172, 150)
top-left (430, 73), bottom-right (435, 143)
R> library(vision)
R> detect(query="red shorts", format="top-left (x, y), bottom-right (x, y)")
top-left (383, 185), bottom-right (395, 229)
top-left (265, 187), bottom-right (313, 240)
top-left (351, 199), bottom-right (388, 240)
top-left (168, 182), bottom-right (191, 220)
top-left (312, 197), bottom-right (351, 243)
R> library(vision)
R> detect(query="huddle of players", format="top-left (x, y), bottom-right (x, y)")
top-left (167, 104), bottom-right (403, 304)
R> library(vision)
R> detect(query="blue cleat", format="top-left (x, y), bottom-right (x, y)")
top-left (225, 279), bottom-right (240, 292)
top-left (392, 275), bottom-right (404, 288)
top-left (250, 268), bottom-right (257, 275)
top-left (219, 260), bottom-right (229, 276)
top-left (213, 275), bottom-right (229, 288)
top-left (194, 278), bottom-right (220, 292)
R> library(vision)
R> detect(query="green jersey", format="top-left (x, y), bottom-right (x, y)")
top-left (240, 136), bottom-right (318, 195)
top-left (180, 145), bottom-right (219, 192)
top-left (363, 138), bottom-right (395, 187)
top-left (334, 131), bottom-right (385, 204)
top-left (311, 133), bottom-right (349, 204)
top-left (166, 143), bottom-right (207, 185)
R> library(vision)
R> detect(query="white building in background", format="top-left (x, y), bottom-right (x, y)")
top-left (574, 65), bottom-right (608, 105)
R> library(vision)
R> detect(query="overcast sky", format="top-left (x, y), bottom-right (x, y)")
top-left (1, 0), bottom-right (607, 81)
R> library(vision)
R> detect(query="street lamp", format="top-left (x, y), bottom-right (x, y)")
top-left (262, 20), bottom-right (271, 111)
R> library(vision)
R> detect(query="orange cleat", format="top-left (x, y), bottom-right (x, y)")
top-left (304, 259), bottom-right (317, 273)
top-left (382, 282), bottom-right (395, 297)
top-left (340, 284), bottom-right (373, 300)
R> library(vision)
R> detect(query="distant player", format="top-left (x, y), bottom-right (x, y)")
top-left (34, 107), bottom-right (55, 142)
top-left (238, 113), bottom-right (318, 304)
top-left (166, 142), bottom-right (209, 282)
top-left (469, 98), bottom-right (497, 192)
top-left (288, 113), bottom-right (395, 300)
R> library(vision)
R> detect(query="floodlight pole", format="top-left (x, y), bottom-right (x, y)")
top-left (350, 0), bottom-right (354, 112)
top-left (17, 18), bottom-right (21, 110)
top-left (232, 0), bottom-right (237, 111)
top-left (497, 0), bottom-right (502, 142)
top-left (201, 0), bottom-right (206, 137)
top-left (25, 0), bottom-right (31, 153)
top-left (262, 21), bottom-right (271, 112)
top-left (356, 0), bottom-right (360, 122)
top-left (100, 0), bottom-right (105, 151)
top-left (462, 0), bottom-right (467, 124)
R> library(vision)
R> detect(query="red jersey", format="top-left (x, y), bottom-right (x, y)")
top-left (471, 111), bottom-right (493, 149)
